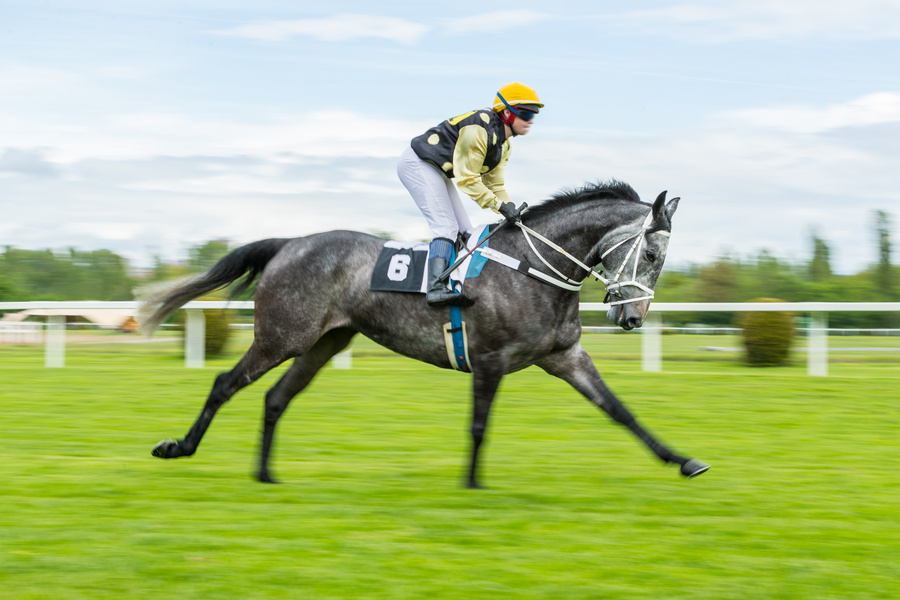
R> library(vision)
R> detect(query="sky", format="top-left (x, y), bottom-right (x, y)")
top-left (1, 1), bottom-right (898, 274)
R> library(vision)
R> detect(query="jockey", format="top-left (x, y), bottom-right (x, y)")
top-left (397, 82), bottom-right (543, 307)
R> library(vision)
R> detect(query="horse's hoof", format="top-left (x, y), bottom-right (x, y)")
top-left (258, 473), bottom-right (280, 484)
top-left (151, 438), bottom-right (179, 459)
top-left (681, 459), bottom-right (710, 478)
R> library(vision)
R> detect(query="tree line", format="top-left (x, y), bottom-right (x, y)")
top-left (0, 240), bottom-right (231, 303)
top-left (2, 213), bottom-right (897, 328)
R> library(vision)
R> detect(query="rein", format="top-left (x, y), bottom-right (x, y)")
top-left (513, 209), bottom-right (668, 306)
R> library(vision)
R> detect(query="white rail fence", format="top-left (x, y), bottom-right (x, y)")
top-left (1, 301), bottom-right (899, 376)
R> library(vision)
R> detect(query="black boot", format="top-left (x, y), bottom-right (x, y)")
top-left (425, 256), bottom-right (474, 307)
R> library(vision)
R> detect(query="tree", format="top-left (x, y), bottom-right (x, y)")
top-left (808, 232), bottom-right (832, 283)
top-left (0, 273), bottom-right (20, 302)
top-left (696, 257), bottom-right (741, 303)
top-left (691, 257), bottom-right (742, 325)
top-left (189, 240), bottom-right (230, 272)
top-left (754, 251), bottom-right (802, 300)
top-left (873, 210), bottom-right (894, 299)
top-left (0, 246), bottom-right (134, 301)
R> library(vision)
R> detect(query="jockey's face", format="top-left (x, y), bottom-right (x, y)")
top-left (511, 113), bottom-right (533, 136)
top-left (502, 109), bottom-right (534, 137)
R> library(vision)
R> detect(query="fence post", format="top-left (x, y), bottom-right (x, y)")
top-left (642, 311), bottom-right (662, 372)
top-left (185, 309), bottom-right (205, 368)
top-left (808, 311), bottom-right (828, 377)
top-left (45, 315), bottom-right (65, 368)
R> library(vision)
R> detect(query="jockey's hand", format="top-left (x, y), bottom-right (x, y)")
top-left (499, 202), bottom-right (521, 223)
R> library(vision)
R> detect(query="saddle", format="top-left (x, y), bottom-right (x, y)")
top-left (369, 228), bottom-right (488, 373)
top-left (368, 226), bottom-right (489, 294)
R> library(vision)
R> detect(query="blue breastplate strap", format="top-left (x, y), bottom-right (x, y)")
top-left (443, 305), bottom-right (471, 372)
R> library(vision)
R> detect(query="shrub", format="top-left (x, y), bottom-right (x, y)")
top-left (738, 298), bottom-right (796, 366)
top-left (172, 299), bottom-right (235, 357)
top-left (204, 308), bottom-right (235, 357)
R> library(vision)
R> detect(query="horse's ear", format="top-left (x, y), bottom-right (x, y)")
top-left (666, 197), bottom-right (680, 222)
top-left (652, 191), bottom-right (667, 221)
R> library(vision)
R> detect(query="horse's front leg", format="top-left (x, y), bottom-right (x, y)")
top-left (467, 363), bottom-right (504, 489)
top-left (537, 345), bottom-right (709, 478)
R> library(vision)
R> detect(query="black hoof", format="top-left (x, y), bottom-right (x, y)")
top-left (151, 438), bottom-right (180, 459)
top-left (680, 459), bottom-right (710, 478)
top-left (258, 473), bottom-right (280, 484)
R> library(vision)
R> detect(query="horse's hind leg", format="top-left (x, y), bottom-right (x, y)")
top-left (152, 341), bottom-right (285, 460)
top-left (258, 328), bottom-right (357, 483)
top-left (537, 345), bottom-right (710, 478)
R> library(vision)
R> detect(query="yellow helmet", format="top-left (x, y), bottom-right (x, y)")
top-left (492, 82), bottom-right (543, 113)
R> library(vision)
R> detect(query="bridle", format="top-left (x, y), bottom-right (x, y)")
top-left (514, 209), bottom-right (669, 306)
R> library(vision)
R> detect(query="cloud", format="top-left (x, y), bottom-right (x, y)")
top-left (617, 0), bottom-right (900, 41)
top-left (726, 92), bottom-right (900, 133)
top-left (445, 10), bottom-right (550, 35)
top-left (0, 64), bottom-right (82, 94)
top-left (1, 109), bottom-right (426, 165)
top-left (3, 91), bottom-right (897, 274)
top-left (215, 10), bottom-right (550, 44)
top-left (0, 148), bottom-right (60, 178)
top-left (63, 221), bottom-right (149, 242)
top-left (217, 14), bottom-right (429, 44)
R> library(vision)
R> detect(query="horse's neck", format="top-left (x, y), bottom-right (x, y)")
top-left (516, 201), bottom-right (648, 282)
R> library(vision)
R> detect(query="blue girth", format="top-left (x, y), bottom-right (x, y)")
top-left (446, 305), bottom-right (471, 373)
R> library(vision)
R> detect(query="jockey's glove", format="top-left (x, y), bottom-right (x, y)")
top-left (499, 202), bottom-right (522, 223)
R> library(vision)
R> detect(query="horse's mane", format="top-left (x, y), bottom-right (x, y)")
top-left (523, 180), bottom-right (642, 222)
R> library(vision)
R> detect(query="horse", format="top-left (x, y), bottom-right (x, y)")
top-left (138, 180), bottom-right (710, 487)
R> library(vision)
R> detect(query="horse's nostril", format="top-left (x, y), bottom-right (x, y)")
top-left (625, 316), bottom-right (643, 329)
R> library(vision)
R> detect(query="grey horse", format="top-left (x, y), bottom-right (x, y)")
top-left (139, 180), bottom-right (709, 487)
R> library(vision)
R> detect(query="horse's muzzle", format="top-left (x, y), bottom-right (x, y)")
top-left (607, 300), bottom-right (650, 331)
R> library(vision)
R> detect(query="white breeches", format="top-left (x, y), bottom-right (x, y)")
top-left (397, 145), bottom-right (473, 241)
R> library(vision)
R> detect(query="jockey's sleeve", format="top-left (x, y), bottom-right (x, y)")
top-left (453, 125), bottom-right (510, 211)
top-left (481, 147), bottom-right (511, 212)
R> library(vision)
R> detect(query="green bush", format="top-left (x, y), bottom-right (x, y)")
top-left (204, 309), bottom-right (235, 357)
top-left (738, 298), bottom-right (796, 366)
top-left (172, 303), bottom-right (235, 357)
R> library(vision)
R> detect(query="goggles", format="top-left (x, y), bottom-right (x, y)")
top-left (514, 107), bottom-right (537, 121)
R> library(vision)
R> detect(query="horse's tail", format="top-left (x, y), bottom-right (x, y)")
top-left (136, 238), bottom-right (292, 335)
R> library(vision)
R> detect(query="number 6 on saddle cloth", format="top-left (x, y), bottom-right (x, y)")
top-left (369, 227), bottom-right (492, 372)
top-left (369, 225), bottom-right (492, 295)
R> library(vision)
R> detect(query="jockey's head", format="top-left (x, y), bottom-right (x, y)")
top-left (492, 82), bottom-right (543, 132)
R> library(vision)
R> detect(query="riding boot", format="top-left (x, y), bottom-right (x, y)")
top-left (425, 238), bottom-right (474, 307)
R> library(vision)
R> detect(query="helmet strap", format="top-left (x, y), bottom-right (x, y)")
top-left (496, 91), bottom-right (523, 135)
top-left (501, 110), bottom-right (520, 136)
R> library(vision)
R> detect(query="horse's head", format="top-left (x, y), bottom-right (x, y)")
top-left (603, 190), bottom-right (679, 331)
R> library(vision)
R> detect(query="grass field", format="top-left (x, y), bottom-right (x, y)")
top-left (1, 331), bottom-right (898, 598)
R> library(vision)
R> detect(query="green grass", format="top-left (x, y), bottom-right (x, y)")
top-left (1, 333), bottom-right (898, 598)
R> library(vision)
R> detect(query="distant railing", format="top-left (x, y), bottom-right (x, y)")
top-left (2, 301), bottom-right (899, 376)
top-left (0, 321), bottom-right (42, 344)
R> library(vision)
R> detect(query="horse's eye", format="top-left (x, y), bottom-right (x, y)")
top-left (645, 251), bottom-right (657, 263)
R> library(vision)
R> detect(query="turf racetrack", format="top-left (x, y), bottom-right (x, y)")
top-left (2, 333), bottom-right (898, 598)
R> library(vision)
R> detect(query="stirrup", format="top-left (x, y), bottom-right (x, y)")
top-left (427, 283), bottom-right (474, 307)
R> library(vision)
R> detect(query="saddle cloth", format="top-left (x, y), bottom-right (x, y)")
top-left (369, 224), bottom-right (491, 293)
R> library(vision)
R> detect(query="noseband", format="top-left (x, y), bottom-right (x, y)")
top-left (515, 209), bottom-right (668, 306)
